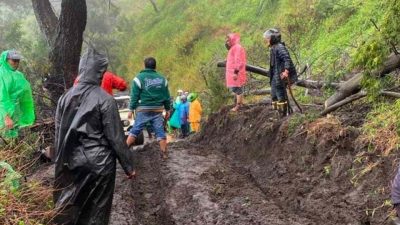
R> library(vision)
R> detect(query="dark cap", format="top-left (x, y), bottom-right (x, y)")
top-left (7, 50), bottom-right (22, 60)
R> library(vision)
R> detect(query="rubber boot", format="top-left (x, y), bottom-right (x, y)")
top-left (277, 101), bottom-right (288, 117)
top-left (272, 101), bottom-right (278, 110)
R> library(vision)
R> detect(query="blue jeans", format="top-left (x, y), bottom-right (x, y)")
top-left (129, 111), bottom-right (166, 141)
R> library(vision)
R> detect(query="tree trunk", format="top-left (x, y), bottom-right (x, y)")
top-left (148, 0), bottom-right (159, 13)
top-left (32, 0), bottom-right (87, 102)
top-left (325, 53), bottom-right (400, 108)
top-left (31, 0), bottom-right (58, 46)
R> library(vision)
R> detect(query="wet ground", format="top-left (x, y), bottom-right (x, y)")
top-left (109, 104), bottom-right (395, 225)
top-left (110, 140), bottom-right (314, 225)
top-left (28, 104), bottom-right (395, 225)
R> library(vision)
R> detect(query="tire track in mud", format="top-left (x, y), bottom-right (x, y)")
top-left (110, 142), bottom-right (314, 225)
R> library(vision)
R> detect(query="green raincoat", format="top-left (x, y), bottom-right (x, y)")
top-left (0, 50), bottom-right (35, 138)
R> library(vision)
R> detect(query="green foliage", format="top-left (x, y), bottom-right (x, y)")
top-left (352, 0), bottom-right (400, 72)
top-left (199, 57), bottom-right (230, 114)
top-left (109, 0), bottom-right (396, 113)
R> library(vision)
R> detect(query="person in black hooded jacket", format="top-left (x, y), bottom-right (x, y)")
top-left (53, 49), bottom-right (135, 225)
top-left (263, 28), bottom-right (297, 116)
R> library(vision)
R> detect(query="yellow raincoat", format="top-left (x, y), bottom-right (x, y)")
top-left (188, 95), bottom-right (202, 132)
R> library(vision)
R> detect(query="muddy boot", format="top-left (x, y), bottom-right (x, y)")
top-left (272, 101), bottom-right (278, 110)
top-left (277, 101), bottom-right (288, 117)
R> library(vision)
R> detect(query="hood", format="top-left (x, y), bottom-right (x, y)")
top-left (228, 33), bottom-right (241, 46)
top-left (188, 93), bottom-right (198, 102)
top-left (78, 48), bottom-right (108, 85)
top-left (0, 50), bottom-right (15, 71)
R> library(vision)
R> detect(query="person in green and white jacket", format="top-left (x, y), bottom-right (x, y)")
top-left (127, 57), bottom-right (171, 159)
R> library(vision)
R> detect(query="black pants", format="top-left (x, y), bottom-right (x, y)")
top-left (181, 123), bottom-right (190, 137)
top-left (270, 75), bottom-right (288, 102)
top-left (53, 169), bottom-right (116, 225)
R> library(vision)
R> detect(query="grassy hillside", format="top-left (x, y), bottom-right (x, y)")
top-left (115, 0), bottom-right (386, 94)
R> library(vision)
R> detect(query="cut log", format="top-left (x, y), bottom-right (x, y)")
top-left (217, 61), bottom-right (270, 77)
top-left (325, 53), bottom-right (400, 108)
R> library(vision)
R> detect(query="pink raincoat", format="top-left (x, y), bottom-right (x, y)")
top-left (226, 33), bottom-right (247, 87)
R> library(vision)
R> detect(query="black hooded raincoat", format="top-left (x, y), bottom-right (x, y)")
top-left (53, 49), bottom-right (133, 225)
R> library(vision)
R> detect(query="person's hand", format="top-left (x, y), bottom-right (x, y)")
top-left (4, 116), bottom-right (13, 129)
top-left (127, 170), bottom-right (137, 179)
top-left (128, 111), bottom-right (133, 120)
top-left (233, 74), bottom-right (238, 81)
top-left (280, 69), bottom-right (289, 80)
top-left (165, 111), bottom-right (171, 120)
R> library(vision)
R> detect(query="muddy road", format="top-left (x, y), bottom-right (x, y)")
top-left (110, 141), bottom-right (312, 225)
top-left (109, 105), bottom-right (395, 225)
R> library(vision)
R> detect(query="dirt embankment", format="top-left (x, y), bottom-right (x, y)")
top-left (192, 103), bottom-right (396, 225)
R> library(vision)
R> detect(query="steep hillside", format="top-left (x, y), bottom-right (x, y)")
top-left (115, 0), bottom-right (386, 93)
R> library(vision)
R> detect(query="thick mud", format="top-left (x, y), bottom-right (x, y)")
top-left (111, 141), bottom-right (315, 225)
top-left (29, 103), bottom-right (396, 225)
top-left (193, 104), bottom-right (395, 225)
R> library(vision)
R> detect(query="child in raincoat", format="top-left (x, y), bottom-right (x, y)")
top-left (179, 95), bottom-right (190, 138)
top-left (188, 93), bottom-right (202, 133)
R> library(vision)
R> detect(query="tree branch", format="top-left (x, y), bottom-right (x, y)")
top-left (321, 90), bottom-right (400, 116)
top-left (321, 91), bottom-right (367, 116)
top-left (148, 0), bottom-right (159, 13)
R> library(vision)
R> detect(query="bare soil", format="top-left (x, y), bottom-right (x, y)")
top-left (30, 103), bottom-right (396, 225)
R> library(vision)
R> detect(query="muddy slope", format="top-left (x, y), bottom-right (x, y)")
top-left (193, 104), bottom-right (394, 225)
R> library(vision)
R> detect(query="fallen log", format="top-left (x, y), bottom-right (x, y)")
top-left (321, 90), bottom-right (400, 116)
top-left (217, 61), bottom-right (335, 89)
top-left (296, 79), bottom-right (340, 89)
top-left (320, 91), bottom-right (367, 116)
top-left (325, 53), bottom-right (400, 108)
top-left (217, 61), bottom-right (270, 77)
top-left (381, 91), bottom-right (400, 98)
top-left (248, 89), bottom-right (271, 95)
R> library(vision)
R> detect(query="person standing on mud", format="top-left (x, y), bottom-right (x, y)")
top-left (53, 49), bottom-right (135, 225)
top-left (127, 57), bottom-right (171, 159)
top-left (188, 92), bottom-right (202, 133)
top-left (263, 28), bottom-right (297, 116)
top-left (179, 95), bottom-right (190, 138)
top-left (225, 33), bottom-right (247, 112)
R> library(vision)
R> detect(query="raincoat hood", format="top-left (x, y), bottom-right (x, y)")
top-left (78, 49), bottom-right (108, 86)
top-left (228, 33), bottom-right (241, 47)
top-left (188, 93), bottom-right (198, 102)
top-left (0, 50), bottom-right (16, 71)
